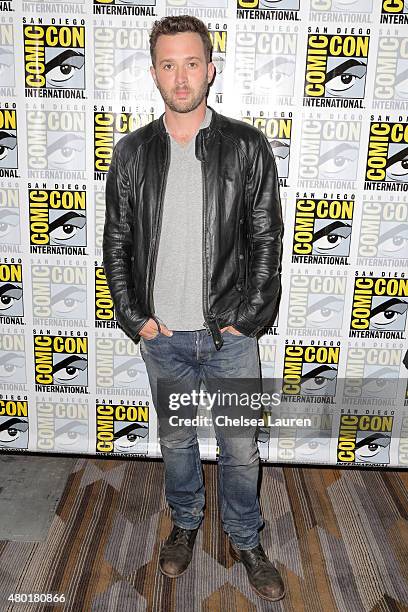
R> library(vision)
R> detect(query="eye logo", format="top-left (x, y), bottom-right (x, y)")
top-left (242, 116), bottom-right (292, 180)
top-left (287, 274), bottom-right (346, 333)
top-left (96, 404), bottom-right (149, 455)
top-left (282, 344), bottom-right (340, 397)
top-left (0, 197), bottom-right (20, 245)
top-left (36, 401), bottom-right (89, 453)
top-left (292, 198), bottom-right (353, 263)
top-left (350, 276), bottom-right (408, 337)
top-left (366, 122), bottom-right (408, 187)
top-left (0, 415), bottom-right (28, 449)
top-left (0, 109), bottom-right (17, 169)
top-left (304, 34), bottom-right (369, 105)
top-left (23, 25), bottom-right (85, 90)
top-left (34, 334), bottom-right (88, 391)
top-left (31, 264), bottom-right (87, 323)
top-left (337, 414), bottom-right (393, 465)
top-left (0, 399), bottom-right (29, 450)
top-left (0, 263), bottom-right (23, 319)
top-left (29, 189), bottom-right (87, 254)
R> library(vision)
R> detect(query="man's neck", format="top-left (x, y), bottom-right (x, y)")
top-left (164, 102), bottom-right (207, 145)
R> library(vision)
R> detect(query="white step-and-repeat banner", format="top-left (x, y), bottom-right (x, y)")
top-left (0, 0), bottom-right (407, 467)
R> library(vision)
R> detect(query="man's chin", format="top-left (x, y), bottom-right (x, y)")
top-left (167, 100), bottom-right (202, 114)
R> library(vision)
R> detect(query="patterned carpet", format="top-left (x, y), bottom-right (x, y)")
top-left (0, 458), bottom-right (407, 612)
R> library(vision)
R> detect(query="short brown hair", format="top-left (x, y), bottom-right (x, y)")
top-left (149, 15), bottom-right (213, 66)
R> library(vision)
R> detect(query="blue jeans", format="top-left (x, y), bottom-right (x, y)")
top-left (140, 329), bottom-right (264, 550)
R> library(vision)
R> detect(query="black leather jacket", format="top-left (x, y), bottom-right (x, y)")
top-left (103, 107), bottom-right (283, 350)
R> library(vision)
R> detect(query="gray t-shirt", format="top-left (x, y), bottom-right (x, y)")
top-left (153, 107), bottom-right (212, 331)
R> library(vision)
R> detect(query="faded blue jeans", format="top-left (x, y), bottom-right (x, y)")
top-left (140, 329), bottom-right (264, 550)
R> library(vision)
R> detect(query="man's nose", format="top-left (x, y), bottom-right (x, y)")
top-left (175, 66), bottom-right (187, 84)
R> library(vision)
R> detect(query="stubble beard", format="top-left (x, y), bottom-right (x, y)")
top-left (157, 78), bottom-right (209, 114)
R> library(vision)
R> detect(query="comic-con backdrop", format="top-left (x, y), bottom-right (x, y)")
top-left (0, 0), bottom-right (407, 468)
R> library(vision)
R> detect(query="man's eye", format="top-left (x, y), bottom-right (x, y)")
top-left (188, 62), bottom-right (197, 68)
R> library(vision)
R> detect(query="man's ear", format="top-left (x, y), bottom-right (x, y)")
top-left (207, 61), bottom-right (215, 84)
top-left (150, 65), bottom-right (158, 86)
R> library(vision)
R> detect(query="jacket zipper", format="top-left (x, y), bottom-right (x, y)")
top-left (147, 134), bottom-right (170, 333)
top-left (201, 154), bottom-right (211, 336)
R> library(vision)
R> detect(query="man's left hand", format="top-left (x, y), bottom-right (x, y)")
top-left (220, 325), bottom-right (242, 335)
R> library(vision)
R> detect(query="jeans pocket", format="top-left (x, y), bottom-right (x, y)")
top-left (143, 333), bottom-right (160, 342)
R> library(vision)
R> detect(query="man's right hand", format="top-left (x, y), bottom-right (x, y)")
top-left (139, 318), bottom-right (173, 340)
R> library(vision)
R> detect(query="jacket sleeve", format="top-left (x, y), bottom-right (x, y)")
top-left (102, 142), bottom-right (150, 340)
top-left (233, 133), bottom-right (283, 337)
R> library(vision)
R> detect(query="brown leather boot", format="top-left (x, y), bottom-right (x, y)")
top-left (159, 525), bottom-right (199, 578)
top-left (230, 541), bottom-right (285, 601)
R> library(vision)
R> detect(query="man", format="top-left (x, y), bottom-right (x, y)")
top-left (103, 15), bottom-right (284, 602)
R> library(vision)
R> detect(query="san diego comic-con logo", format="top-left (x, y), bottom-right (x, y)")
top-left (0, 261), bottom-right (23, 324)
top-left (242, 114), bottom-right (292, 185)
top-left (235, 25), bottom-right (297, 105)
top-left (95, 264), bottom-right (117, 329)
top-left (0, 333), bottom-right (26, 391)
top-left (337, 413), bottom-right (394, 465)
top-left (373, 34), bottom-right (408, 110)
top-left (276, 409), bottom-right (333, 463)
top-left (357, 196), bottom-right (408, 267)
top-left (36, 398), bottom-right (89, 453)
top-left (0, 107), bottom-right (17, 176)
top-left (95, 336), bottom-right (150, 397)
top-left (93, 0), bottom-right (157, 17)
top-left (31, 261), bottom-right (87, 327)
top-left (0, 21), bottom-right (15, 95)
top-left (304, 31), bottom-right (369, 108)
top-left (96, 402), bottom-right (149, 456)
top-left (23, 20), bottom-right (85, 98)
top-left (292, 196), bottom-right (353, 264)
top-left (282, 341), bottom-right (340, 401)
top-left (299, 117), bottom-right (361, 188)
top-left (344, 344), bottom-right (404, 404)
top-left (0, 187), bottom-right (20, 250)
top-left (381, 0), bottom-right (408, 25)
top-left (236, 0), bottom-right (300, 21)
top-left (93, 24), bottom-right (154, 102)
top-left (287, 271), bottom-right (346, 337)
top-left (29, 187), bottom-right (87, 255)
top-left (309, 0), bottom-right (373, 23)
top-left (365, 120), bottom-right (408, 191)
top-left (33, 332), bottom-right (88, 392)
top-left (94, 108), bottom-right (154, 180)
top-left (26, 108), bottom-right (86, 178)
top-left (0, 399), bottom-right (29, 451)
top-left (350, 274), bottom-right (408, 339)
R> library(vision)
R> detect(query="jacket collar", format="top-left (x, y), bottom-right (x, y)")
top-left (157, 105), bottom-right (218, 141)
